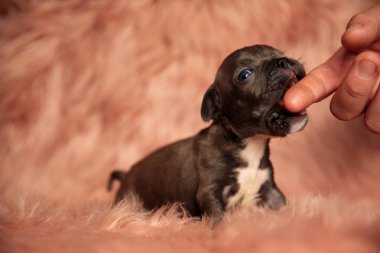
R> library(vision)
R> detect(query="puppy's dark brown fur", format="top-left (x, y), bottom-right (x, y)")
top-left (109, 45), bottom-right (307, 222)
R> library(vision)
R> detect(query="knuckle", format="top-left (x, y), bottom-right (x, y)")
top-left (365, 116), bottom-right (380, 134)
top-left (330, 102), bottom-right (356, 121)
top-left (344, 82), bottom-right (368, 99)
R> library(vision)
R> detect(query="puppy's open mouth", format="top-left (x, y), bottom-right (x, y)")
top-left (275, 98), bottom-right (307, 133)
top-left (275, 98), bottom-right (306, 117)
top-left (272, 78), bottom-right (308, 133)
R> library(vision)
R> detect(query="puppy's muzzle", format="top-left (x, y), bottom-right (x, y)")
top-left (265, 57), bottom-right (308, 136)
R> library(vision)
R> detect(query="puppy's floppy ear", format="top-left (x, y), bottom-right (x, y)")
top-left (201, 84), bottom-right (221, 122)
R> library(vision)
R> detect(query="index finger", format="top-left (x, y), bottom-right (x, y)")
top-left (284, 47), bottom-right (356, 112)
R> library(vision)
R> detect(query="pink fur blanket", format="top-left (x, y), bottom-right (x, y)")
top-left (1, 0), bottom-right (380, 252)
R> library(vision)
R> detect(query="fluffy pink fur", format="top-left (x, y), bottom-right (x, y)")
top-left (1, 0), bottom-right (380, 252)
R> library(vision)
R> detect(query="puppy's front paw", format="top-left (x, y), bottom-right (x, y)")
top-left (265, 189), bottom-right (286, 210)
top-left (257, 181), bottom-right (286, 210)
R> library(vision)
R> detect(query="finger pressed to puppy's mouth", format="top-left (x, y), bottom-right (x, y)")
top-left (267, 78), bottom-right (308, 135)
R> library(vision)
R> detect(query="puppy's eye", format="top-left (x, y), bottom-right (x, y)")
top-left (237, 69), bottom-right (253, 81)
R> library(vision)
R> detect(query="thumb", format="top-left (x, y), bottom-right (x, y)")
top-left (284, 47), bottom-right (356, 112)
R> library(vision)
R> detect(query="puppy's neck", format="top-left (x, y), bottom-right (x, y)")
top-left (216, 117), bottom-right (241, 140)
top-left (242, 134), bottom-right (268, 146)
top-left (209, 121), bottom-right (269, 145)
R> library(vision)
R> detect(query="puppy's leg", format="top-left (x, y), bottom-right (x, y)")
top-left (257, 181), bottom-right (286, 210)
top-left (196, 187), bottom-right (224, 224)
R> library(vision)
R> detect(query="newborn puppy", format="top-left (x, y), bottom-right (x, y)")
top-left (108, 45), bottom-right (307, 222)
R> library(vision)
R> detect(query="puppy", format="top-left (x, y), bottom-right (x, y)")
top-left (108, 45), bottom-right (307, 222)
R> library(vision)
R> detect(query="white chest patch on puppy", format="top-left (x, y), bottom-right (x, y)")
top-left (226, 136), bottom-right (270, 209)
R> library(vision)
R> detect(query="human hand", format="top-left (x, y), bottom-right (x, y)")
top-left (284, 4), bottom-right (380, 133)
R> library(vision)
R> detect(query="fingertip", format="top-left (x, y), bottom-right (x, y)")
top-left (284, 73), bottom-right (327, 112)
top-left (284, 85), bottom-right (312, 112)
top-left (342, 29), bottom-right (364, 52)
top-left (342, 11), bottom-right (379, 52)
top-left (342, 27), bottom-right (371, 52)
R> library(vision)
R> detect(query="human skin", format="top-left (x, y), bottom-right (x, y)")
top-left (284, 4), bottom-right (380, 133)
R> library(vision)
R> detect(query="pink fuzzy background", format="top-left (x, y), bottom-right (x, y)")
top-left (1, 0), bottom-right (380, 252)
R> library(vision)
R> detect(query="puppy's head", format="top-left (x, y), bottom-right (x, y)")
top-left (201, 45), bottom-right (307, 138)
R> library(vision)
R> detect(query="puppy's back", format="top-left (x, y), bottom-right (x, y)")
top-left (116, 137), bottom-right (201, 215)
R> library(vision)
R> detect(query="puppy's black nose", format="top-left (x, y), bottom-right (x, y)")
top-left (275, 57), bottom-right (291, 69)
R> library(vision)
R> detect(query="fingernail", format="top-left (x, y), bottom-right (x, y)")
top-left (357, 59), bottom-right (377, 79)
